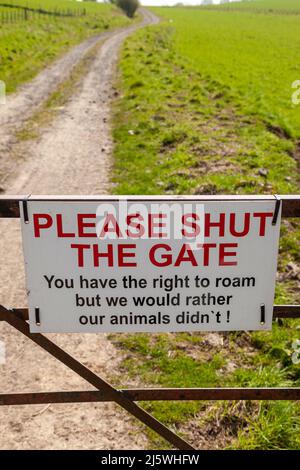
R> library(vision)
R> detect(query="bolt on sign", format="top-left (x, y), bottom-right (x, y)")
top-left (20, 196), bottom-right (281, 333)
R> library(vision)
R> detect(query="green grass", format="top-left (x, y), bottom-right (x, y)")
top-left (0, 1), bottom-right (131, 92)
top-left (205, 0), bottom-right (300, 12)
top-left (156, 1), bottom-right (300, 139)
top-left (232, 401), bottom-right (300, 450)
top-left (111, 2), bottom-right (300, 449)
top-left (113, 26), bottom-right (297, 196)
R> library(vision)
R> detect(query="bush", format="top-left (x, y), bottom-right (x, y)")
top-left (117, 0), bottom-right (139, 18)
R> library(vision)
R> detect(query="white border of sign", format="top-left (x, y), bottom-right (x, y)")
top-left (20, 196), bottom-right (281, 333)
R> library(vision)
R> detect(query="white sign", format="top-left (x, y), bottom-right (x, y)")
top-left (20, 197), bottom-right (281, 333)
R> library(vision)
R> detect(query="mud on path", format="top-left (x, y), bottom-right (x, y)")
top-left (0, 9), bottom-right (159, 449)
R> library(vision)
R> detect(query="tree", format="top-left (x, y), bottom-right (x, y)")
top-left (116, 0), bottom-right (139, 18)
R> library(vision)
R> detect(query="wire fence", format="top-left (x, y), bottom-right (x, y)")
top-left (0, 3), bottom-right (86, 24)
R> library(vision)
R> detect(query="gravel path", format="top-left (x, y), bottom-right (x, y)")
top-left (0, 9), bottom-right (159, 450)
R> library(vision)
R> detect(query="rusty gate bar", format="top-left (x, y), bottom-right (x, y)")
top-left (0, 305), bottom-right (194, 451)
top-left (0, 194), bottom-right (300, 218)
top-left (1, 306), bottom-right (300, 323)
top-left (0, 387), bottom-right (300, 406)
top-left (273, 305), bottom-right (300, 318)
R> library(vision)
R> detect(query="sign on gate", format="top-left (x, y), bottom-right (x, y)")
top-left (20, 197), bottom-right (281, 333)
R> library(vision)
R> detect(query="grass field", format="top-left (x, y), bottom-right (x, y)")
top-left (157, 2), bottom-right (300, 139)
top-left (206, 0), bottom-right (300, 12)
top-left (111, 0), bottom-right (300, 449)
top-left (0, 1), bottom-right (131, 92)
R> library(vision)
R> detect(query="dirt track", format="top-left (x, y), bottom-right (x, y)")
top-left (0, 9), bottom-right (159, 450)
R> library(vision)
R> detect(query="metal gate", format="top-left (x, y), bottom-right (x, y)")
top-left (0, 194), bottom-right (299, 450)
